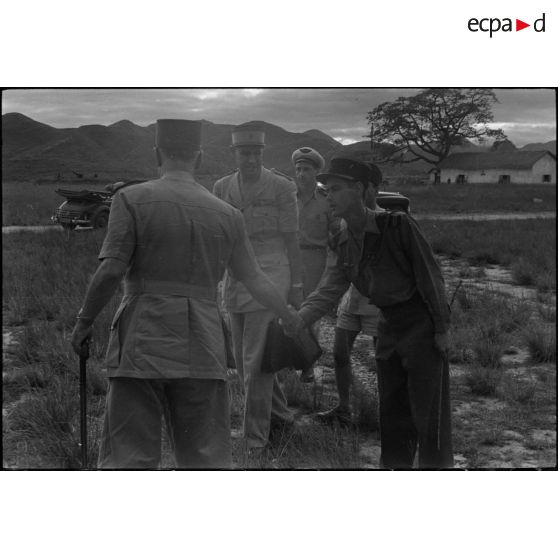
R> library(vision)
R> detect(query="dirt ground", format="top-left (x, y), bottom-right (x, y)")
top-left (306, 256), bottom-right (556, 469)
top-left (2, 256), bottom-right (556, 469)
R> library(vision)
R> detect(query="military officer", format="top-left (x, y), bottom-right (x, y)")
top-left (297, 157), bottom-right (453, 469)
top-left (70, 119), bottom-right (302, 469)
top-left (291, 146), bottom-right (334, 383)
top-left (317, 173), bottom-right (383, 425)
top-left (213, 123), bottom-right (303, 451)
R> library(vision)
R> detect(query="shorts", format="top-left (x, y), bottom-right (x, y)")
top-left (336, 308), bottom-right (379, 337)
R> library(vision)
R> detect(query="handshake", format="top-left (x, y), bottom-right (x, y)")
top-left (279, 305), bottom-right (306, 337)
top-left (262, 306), bottom-right (321, 374)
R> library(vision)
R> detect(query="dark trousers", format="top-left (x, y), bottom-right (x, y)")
top-left (98, 377), bottom-right (231, 469)
top-left (376, 296), bottom-right (453, 469)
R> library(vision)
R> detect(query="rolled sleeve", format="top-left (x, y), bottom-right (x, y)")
top-left (299, 249), bottom-right (350, 325)
top-left (277, 179), bottom-right (299, 233)
top-left (98, 192), bottom-right (136, 264)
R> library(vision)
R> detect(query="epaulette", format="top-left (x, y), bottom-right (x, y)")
top-left (270, 168), bottom-right (295, 182)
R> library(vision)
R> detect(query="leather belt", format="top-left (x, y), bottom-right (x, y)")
top-left (124, 279), bottom-right (217, 300)
top-left (300, 244), bottom-right (326, 252)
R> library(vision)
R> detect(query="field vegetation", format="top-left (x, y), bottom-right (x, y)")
top-left (398, 182), bottom-right (556, 214)
top-left (2, 181), bottom-right (556, 227)
top-left (417, 218), bottom-right (556, 292)
top-left (3, 211), bottom-right (555, 468)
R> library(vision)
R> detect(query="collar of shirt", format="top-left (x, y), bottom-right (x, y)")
top-left (297, 185), bottom-right (319, 203)
top-left (161, 170), bottom-right (196, 180)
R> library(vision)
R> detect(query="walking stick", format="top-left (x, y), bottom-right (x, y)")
top-left (449, 280), bottom-right (463, 309)
top-left (79, 339), bottom-right (90, 469)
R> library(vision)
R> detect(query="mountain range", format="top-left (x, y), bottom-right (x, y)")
top-left (2, 113), bottom-right (556, 184)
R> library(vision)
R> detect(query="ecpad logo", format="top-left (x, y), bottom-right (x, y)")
top-left (468, 13), bottom-right (546, 37)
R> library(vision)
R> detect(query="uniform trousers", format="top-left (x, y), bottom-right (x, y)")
top-left (98, 377), bottom-right (231, 469)
top-left (230, 310), bottom-right (293, 448)
top-left (301, 247), bottom-right (327, 296)
top-left (301, 247), bottom-right (328, 373)
top-left (375, 295), bottom-right (453, 469)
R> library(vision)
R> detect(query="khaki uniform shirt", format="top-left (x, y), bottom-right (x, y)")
top-left (213, 168), bottom-right (298, 312)
top-left (297, 187), bottom-right (334, 249)
top-left (99, 171), bottom-right (258, 379)
top-left (300, 208), bottom-right (450, 333)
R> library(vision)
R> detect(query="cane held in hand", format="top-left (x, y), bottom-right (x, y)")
top-left (79, 338), bottom-right (90, 468)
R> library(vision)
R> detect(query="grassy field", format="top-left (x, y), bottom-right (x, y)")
top-left (398, 182), bottom-right (556, 214)
top-left (3, 181), bottom-right (556, 226)
top-left (2, 218), bottom-right (556, 469)
top-left (417, 218), bottom-right (556, 292)
top-left (2, 176), bottom-right (219, 226)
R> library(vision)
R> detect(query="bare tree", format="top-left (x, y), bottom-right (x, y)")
top-left (367, 88), bottom-right (506, 167)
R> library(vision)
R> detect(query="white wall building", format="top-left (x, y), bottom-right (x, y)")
top-left (431, 150), bottom-right (556, 185)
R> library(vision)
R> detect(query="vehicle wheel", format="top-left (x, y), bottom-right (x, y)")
top-left (61, 223), bottom-right (76, 231)
top-left (92, 211), bottom-right (109, 229)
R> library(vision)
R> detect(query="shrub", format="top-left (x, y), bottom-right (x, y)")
top-left (473, 326), bottom-right (507, 368)
top-left (536, 302), bottom-right (556, 323)
top-left (464, 366), bottom-right (503, 396)
top-left (500, 375), bottom-right (538, 405)
top-left (524, 324), bottom-right (557, 363)
top-left (511, 258), bottom-right (536, 286)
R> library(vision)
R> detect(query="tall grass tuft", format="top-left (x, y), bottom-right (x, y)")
top-left (449, 287), bottom-right (527, 367)
top-left (524, 324), bottom-right (557, 363)
top-left (352, 376), bottom-right (379, 432)
top-left (464, 366), bottom-right (503, 396)
top-left (500, 375), bottom-right (538, 405)
top-left (270, 423), bottom-right (361, 469)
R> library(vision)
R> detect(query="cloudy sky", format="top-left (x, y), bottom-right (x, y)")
top-left (2, 88), bottom-right (555, 147)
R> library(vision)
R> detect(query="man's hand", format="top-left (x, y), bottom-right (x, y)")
top-left (434, 332), bottom-right (449, 354)
top-left (280, 306), bottom-right (305, 338)
top-left (71, 320), bottom-right (93, 356)
top-left (288, 284), bottom-right (304, 309)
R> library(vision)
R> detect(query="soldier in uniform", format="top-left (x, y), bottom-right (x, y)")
top-left (317, 172), bottom-right (383, 425)
top-left (291, 146), bottom-right (333, 382)
top-left (213, 123), bottom-right (304, 452)
top-left (296, 157), bottom-right (453, 469)
top-left (70, 119), bottom-right (303, 469)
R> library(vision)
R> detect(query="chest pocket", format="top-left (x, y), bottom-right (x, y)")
top-left (246, 201), bottom-right (279, 236)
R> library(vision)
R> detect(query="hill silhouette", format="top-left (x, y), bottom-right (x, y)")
top-left (3, 113), bottom-right (554, 183)
top-left (2, 113), bottom-right (342, 182)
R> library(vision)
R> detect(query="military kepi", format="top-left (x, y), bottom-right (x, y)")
top-left (231, 123), bottom-right (265, 147)
top-left (156, 119), bottom-right (202, 154)
top-left (317, 157), bottom-right (381, 187)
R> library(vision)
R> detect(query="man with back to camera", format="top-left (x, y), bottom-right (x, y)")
top-left (213, 123), bottom-right (304, 454)
top-left (70, 119), bottom-right (303, 469)
top-left (293, 157), bottom-right (453, 469)
top-left (292, 146), bottom-right (334, 383)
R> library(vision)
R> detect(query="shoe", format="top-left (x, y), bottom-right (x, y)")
top-left (299, 367), bottom-right (315, 383)
top-left (315, 406), bottom-right (353, 427)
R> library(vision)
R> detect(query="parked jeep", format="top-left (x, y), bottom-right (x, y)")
top-left (52, 180), bottom-right (144, 230)
top-left (376, 191), bottom-right (411, 212)
top-left (317, 184), bottom-right (410, 213)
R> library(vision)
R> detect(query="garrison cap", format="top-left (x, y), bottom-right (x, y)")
top-left (292, 147), bottom-right (325, 171)
top-left (155, 119), bottom-right (202, 154)
top-left (231, 123), bottom-right (265, 148)
top-left (317, 157), bottom-right (375, 188)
